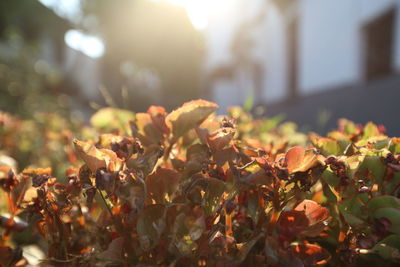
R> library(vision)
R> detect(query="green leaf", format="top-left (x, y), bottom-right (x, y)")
top-left (339, 207), bottom-right (365, 227)
top-left (372, 208), bottom-right (400, 234)
top-left (373, 234), bottom-right (400, 260)
top-left (363, 122), bottom-right (380, 139)
top-left (389, 138), bottom-right (400, 154)
top-left (321, 169), bottom-right (340, 187)
top-left (322, 182), bottom-right (338, 202)
top-left (165, 99), bottom-right (218, 139)
top-left (260, 114), bottom-right (285, 132)
top-left (243, 94), bottom-right (254, 112)
top-left (310, 137), bottom-right (341, 156)
top-left (342, 119), bottom-right (356, 134)
top-left (339, 199), bottom-right (365, 227)
top-left (368, 196), bottom-right (400, 212)
top-left (358, 156), bottom-right (386, 184)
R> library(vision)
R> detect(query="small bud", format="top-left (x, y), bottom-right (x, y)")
top-left (32, 174), bottom-right (50, 187)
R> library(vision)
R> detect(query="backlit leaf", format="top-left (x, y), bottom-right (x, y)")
top-left (73, 139), bottom-right (121, 172)
top-left (294, 200), bottom-right (329, 225)
top-left (166, 99), bottom-right (218, 139)
top-left (285, 146), bottom-right (319, 174)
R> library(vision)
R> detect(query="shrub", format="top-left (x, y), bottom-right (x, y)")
top-left (0, 100), bottom-right (400, 266)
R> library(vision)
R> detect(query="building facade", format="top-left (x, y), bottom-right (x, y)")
top-left (206, 0), bottom-right (400, 117)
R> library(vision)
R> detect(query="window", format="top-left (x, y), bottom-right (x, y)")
top-left (363, 7), bottom-right (396, 80)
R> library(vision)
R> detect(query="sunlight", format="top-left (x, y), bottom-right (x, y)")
top-left (64, 30), bottom-right (105, 58)
top-left (154, 0), bottom-right (233, 30)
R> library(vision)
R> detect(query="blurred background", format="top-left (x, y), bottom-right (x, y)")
top-left (0, 0), bottom-right (400, 135)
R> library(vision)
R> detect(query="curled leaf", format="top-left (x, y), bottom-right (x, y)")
top-left (166, 99), bottom-right (218, 139)
top-left (73, 139), bottom-right (107, 172)
top-left (207, 127), bottom-right (235, 151)
top-left (73, 139), bottom-right (122, 173)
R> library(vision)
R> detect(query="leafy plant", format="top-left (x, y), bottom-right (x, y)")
top-left (0, 100), bottom-right (400, 266)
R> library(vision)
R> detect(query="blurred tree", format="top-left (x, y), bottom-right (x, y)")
top-left (0, 0), bottom-right (73, 118)
top-left (81, 0), bottom-right (205, 111)
top-left (0, 0), bottom-right (205, 116)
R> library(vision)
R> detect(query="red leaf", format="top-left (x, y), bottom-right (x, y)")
top-left (278, 210), bottom-right (309, 241)
top-left (146, 168), bottom-right (181, 204)
top-left (294, 200), bottom-right (329, 225)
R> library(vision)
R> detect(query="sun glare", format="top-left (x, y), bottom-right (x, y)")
top-left (154, 0), bottom-right (232, 30)
top-left (64, 30), bottom-right (105, 58)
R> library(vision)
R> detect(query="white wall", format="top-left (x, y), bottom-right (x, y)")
top-left (207, 0), bottom-right (400, 107)
top-left (299, 0), bottom-right (360, 95)
top-left (260, 1), bottom-right (288, 103)
top-left (206, 0), bottom-right (289, 109)
top-left (204, 0), bottom-right (249, 111)
top-left (299, 0), bottom-right (400, 95)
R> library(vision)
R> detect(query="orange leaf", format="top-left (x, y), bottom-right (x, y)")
top-left (294, 200), bottom-right (329, 225)
top-left (166, 99), bottom-right (218, 139)
top-left (285, 146), bottom-right (318, 174)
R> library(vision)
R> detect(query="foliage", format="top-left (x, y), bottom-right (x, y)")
top-left (0, 111), bottom-right (92, 178)
top-left (1, 100), bottom-right (400, 266)
top-left (0, 0), bottom-right (72, 118)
